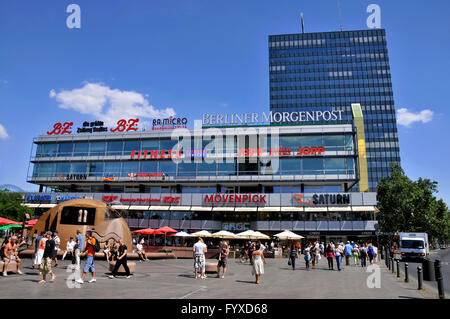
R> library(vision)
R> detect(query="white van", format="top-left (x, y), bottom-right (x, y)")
top-left (399, 233), bottom-right (429, 260)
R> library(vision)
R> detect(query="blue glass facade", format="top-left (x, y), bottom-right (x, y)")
top-left (269, 29), bottom-right (400, 191)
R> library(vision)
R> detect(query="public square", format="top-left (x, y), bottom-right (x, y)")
top-left (0, 256), bottom-right (437, 299)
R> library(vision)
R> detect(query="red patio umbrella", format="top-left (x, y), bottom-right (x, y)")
top-left (20, 219), bottom-right (38, 227)
top-left (0, 217), bottom-right (21, 225)
top-left (156, 226), bottom-right (177, 246)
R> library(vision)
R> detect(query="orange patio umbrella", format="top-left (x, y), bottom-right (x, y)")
top-left (156, 226), bottom-right (178, 245)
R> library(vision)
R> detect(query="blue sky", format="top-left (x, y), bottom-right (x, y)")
top-left (0, 0), bottom-right (449, 203)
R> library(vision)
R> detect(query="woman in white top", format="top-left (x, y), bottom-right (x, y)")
top-left (252, 243), bottom-right (266, 284)
top-left (136, 239), bottom-right (148, 262)
top-left (62, 237), bottom-right (75, 261)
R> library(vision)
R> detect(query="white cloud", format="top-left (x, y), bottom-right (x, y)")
top-left (397, 108), bottom-right (434, 127)
top-left (49, 82), bottom-right (176, 126)
top-left (0, 124), bottom-right (8, 140)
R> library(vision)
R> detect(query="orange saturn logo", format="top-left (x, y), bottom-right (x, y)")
top-left (103, 177), bottom-right (115, 182)
top-left (293, 194), bottom-right (311, 205)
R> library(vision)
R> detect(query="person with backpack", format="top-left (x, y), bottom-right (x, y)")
top-left (76, 231), bottom-right (99, 284)
top-left (367, 243), bottom-right (375, 264)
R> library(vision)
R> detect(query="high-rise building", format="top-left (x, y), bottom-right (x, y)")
top-left (269, 29), bottom-right (400, 191)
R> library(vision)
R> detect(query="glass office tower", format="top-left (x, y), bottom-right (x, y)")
top-left (269, 29), bottom-right (400, 191)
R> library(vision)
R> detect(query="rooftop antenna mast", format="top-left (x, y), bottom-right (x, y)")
top-left (300, 12), bottom-right (305, 33)
top-left (337, 0), bottom-right (343, 31)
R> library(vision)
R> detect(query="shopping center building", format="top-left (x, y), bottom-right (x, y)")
top-left (22, 104), bottom-right (378, 243)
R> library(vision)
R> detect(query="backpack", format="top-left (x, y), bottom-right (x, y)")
top-left (368, 246), bottom-right (374, 255)
top-left (90, 238), bottom-right (101, 252)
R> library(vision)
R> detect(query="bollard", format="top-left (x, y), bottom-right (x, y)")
top-left (396, 259), bottom-right (400, 277)
top-left (388, 257), bottom-right (391, 270)
top-left (404, 262), bottom-right (409, 283)
top-left (417, 266), bottom-right (423, 290)
top-left (434, 260), bottom-right (445, 299)
top-left (391, 258), bottom-right (395, 273)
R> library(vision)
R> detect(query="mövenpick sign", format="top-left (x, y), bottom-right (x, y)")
top-left (202, 110), bottom-right (344, 126)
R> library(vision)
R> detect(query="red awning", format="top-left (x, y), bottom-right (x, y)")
top-left (0, 217), bottom-right (21, 225)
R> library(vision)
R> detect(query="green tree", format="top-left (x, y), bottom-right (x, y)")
top-left (0, 190), bottom-right (33, 222)
top-left (377, 163), bottom-right (450, 242)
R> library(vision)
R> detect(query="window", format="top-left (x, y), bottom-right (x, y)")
top-left (141, 140), bottom-right (159, 150)
top-left (159, 161), bottom-right (176, 176)
top-left (58, 143), bottom-right (73, 157)
top-left (60, 206), bottom-right (96, 225)
top-left (122, 162), bottom-right (139, 177)
top-left (302, 158), bottom-right (323, 174)
top-left (124, 140), bottom-right (141, 153)
top-left (70, 162), bottom-right (87, 174)
top-left (73, 143), bottom-right (89, 156)
top-left (104, 162), bottom-right (121, 175)
top-left (107, 141), bottom-right (123, 156)
top-left (90, 142), bottom-right (106, 156)
top-left (88, 162), bottom-right (104, 177)
top-left (177, 162), bottom-right (196, 176)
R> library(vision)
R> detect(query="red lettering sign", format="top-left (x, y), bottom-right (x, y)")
top-left (47, 122), bottom-right (73, 135)
top-left (110, 118), bottom-right (139, 132)
top-left (103, 196), bottom-right (119, 202)
top-left (163, 196), bottom-right (180, 203)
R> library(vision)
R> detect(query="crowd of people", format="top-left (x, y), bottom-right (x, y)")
top-left (290, 241), bottom-right (379, 271)
top-left (2, 230), bottom-right (381, 287)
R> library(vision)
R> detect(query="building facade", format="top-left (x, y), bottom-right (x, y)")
top-left (23, 114), bottom-right (378, 243)
top-left (269, 29), bottom-right (400, 191)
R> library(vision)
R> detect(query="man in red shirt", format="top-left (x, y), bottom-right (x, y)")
top-left (76, 231), bottom-right (96, 284)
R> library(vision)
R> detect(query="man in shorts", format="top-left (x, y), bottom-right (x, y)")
top-left (2, 236), bottom-right (23, 276)
top-left (39, 232), bottom-right (56, 284)
top-left (193, 237), bottom-right (207, 279)
top-left (76, 231), bottom-right (97, 284)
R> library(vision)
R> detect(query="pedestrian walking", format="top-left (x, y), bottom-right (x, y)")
top-left (288, 243), bottom-right (298, 270)
top-left (32, 232), bottom-right (44, 269)
top-left (74, 230), bottom-right (83, 271)
top-left (52, 230), bottom-right (60, 267)
top-left (373, 245), bottom-right (378, 263)
top-left (326, 242), bottom-right (335, 270)
top-left (359, 244), bottom-right (368, 267)
top-left (335, 242), bottom-right (343, 271)
top-left (38, 232), bottom-right (55, 284)
top-left (109, 239), bottom-right (131, 279)
top-left (34, 233), bottom-right (47, 271)
top-left (344, 241), bottom-right (352, 266)
top-left (76, 231), bottom-right (97, 284)
top-left (367, 243), bottom-right (375, 264)
top-left (312, 242), bottom-right (321, 268)
top-left (217, 242), bottom-right (229, 278)
top-left (304, 244), bottom-right (312, 270)
top-left (248, 241), bottom-right (254, 265)
top-left (193, 237), bottom-right (207, 279)
top-left (252, 243), bottom-right (266, 284)
top-left (352, 244), bottom-right (360, 266)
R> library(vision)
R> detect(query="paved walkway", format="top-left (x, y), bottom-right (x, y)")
top-left (0, 257), bottom-right (436, 299)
